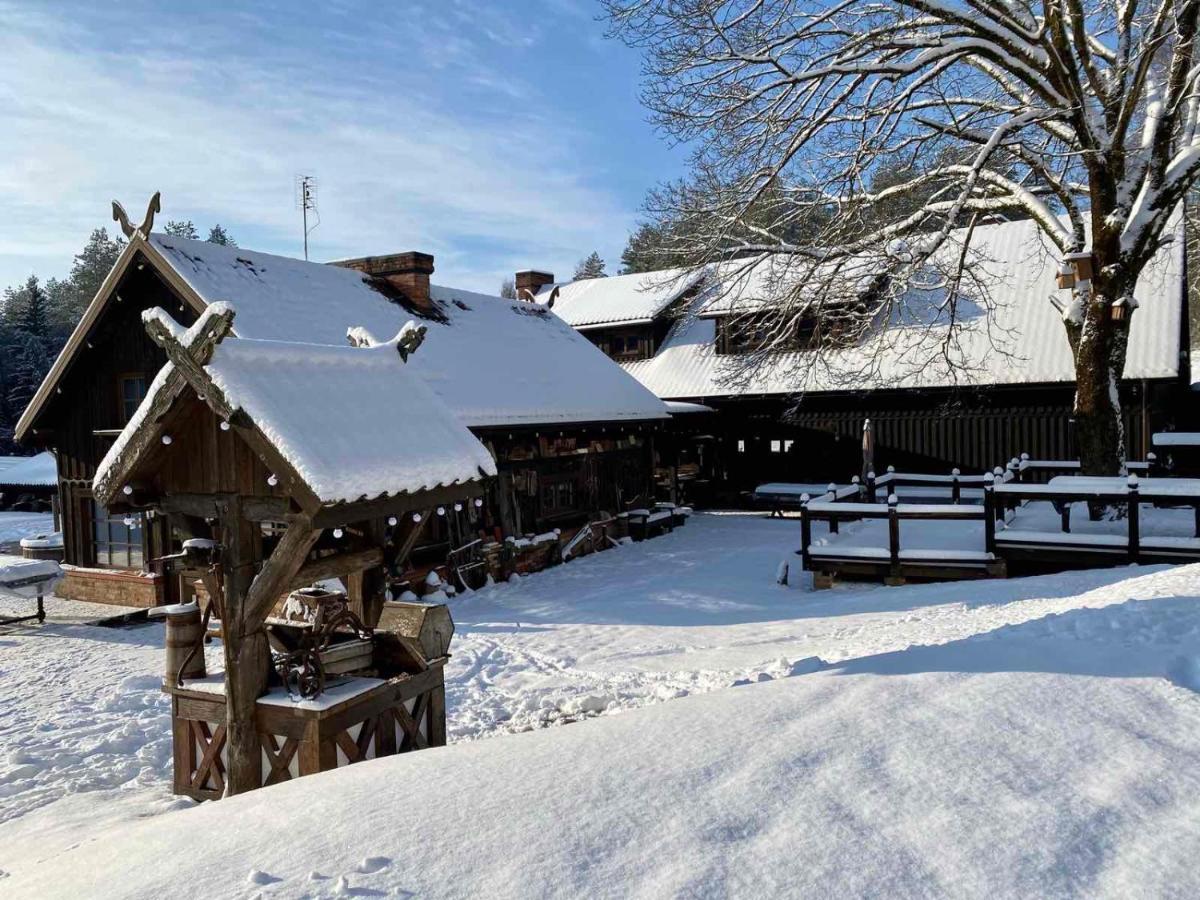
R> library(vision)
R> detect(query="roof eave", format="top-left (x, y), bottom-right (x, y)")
top-left (15, 234), bottom-right (209, 443)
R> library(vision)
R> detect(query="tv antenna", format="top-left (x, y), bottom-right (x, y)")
top-left (295, 174), bottom-right (319, 260)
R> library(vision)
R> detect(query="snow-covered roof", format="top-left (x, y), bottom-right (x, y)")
top-left (621, 217), bottom-right (1184, 400)
top-left (94, 307), bottom-right (496, 508)
top-left (203, 337), bottom-right (498, 505)
top-left (146, 235), bottom-right (668, 428)
top-left (0, 452), bottom-right (57, 488)
top-left (535, 268), bottom-right (703, 329)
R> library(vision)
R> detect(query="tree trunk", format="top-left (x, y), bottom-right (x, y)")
top-left (1064, 266), bottom-right (1133, 483)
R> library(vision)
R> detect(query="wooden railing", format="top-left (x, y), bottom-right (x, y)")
top-left (987, 475), bottom-right (1200, 562)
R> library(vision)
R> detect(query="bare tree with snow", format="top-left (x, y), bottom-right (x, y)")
top-left (606, 0), bottom-right (1200, 474)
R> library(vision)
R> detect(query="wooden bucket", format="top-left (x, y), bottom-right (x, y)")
top-left (164, 604), bottom-right (206, 683)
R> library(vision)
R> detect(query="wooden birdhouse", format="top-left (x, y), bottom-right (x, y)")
top-left (1057, 252), bottom-right (1095, 289)
top-left (1111, 297), bottom-right (1131, 323)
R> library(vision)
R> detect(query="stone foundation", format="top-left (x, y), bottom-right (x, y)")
top-left (56, 566), bottom-right (165, 608)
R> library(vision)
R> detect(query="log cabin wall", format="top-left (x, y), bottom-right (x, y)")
top-left (665, 378), bottom-right (1183, 502)
top-left (36, 260), bottom-right (197, 567)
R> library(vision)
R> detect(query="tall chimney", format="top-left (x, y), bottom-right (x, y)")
top-left (515, 270), bottom-right (555, 301)
top-left (334, 251), bottom-right (435, 313)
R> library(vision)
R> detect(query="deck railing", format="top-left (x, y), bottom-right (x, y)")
top-left (988, 475), bottom-right (1200, 562)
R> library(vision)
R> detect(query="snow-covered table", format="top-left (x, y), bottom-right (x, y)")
top-left (0, 554), bottom-right (63, 625)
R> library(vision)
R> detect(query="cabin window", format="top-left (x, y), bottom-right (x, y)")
top-left (594, 329), bottom-right (653, 362)
top-left (92, 503), bottom-right (144, 568)
top-left (539, 473), bottom-right (580, 518)
top-left (119, 374), bottom-right (148, 423)
top-left (715, 312), bottom-right (847, 355)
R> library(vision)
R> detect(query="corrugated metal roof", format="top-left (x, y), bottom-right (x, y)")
top-left (620, 216), bottom-right (1184, 400)
top-left (147, 235), bottom-right (669, 427)
top-left (536, 268), bottom-right (703, 328)
top-left (0, 452), bottom-right (57, 488)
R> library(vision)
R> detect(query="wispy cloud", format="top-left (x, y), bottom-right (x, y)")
top-left (0, 0), bottom-right (656, 293)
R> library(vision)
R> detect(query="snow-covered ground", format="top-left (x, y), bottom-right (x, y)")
top-left (0, 511), bottom-right (54, 547)
top-left (3, 513), bottom-right (1200, 897)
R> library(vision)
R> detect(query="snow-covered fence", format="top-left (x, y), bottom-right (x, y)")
top-left (990, 476), bottom-right (1200, 564)
top-left (800, 491), bottom-right (999, 587)
top-left (1014, 453), bottom-right (1154, 484)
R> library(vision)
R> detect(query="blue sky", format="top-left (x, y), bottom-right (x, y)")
top-left (0, 0), bottom-right (684, 295)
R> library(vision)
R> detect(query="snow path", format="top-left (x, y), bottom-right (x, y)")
top-left (2, 513), bottom-right (1200, 895)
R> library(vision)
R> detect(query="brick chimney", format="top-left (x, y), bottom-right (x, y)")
top-left (515, 270), bottom-right (555, 301)
top-left (334, 251), bottom-right (435, 313)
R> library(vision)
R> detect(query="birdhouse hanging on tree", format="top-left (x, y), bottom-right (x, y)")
top-left (1056, 252), bottom-right (1095, 290)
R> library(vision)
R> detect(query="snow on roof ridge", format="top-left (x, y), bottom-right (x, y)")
top-left (146, 234), bottom-right (670, 427)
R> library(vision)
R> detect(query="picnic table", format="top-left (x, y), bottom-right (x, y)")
top-left (0, 554), bottom-right (63, 625)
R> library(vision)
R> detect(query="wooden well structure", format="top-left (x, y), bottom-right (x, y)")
top-left (93, 302), bottom-right (495, 796)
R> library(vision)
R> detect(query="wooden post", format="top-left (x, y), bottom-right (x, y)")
top-left (1146, 452), bottom-right (1158, 477)
top-left (826, 483), bottom-right (838, 534)
top-left (1127, 476), bottom-right (1140, 563)
top-left (799, 494), bottom-right (812, 569)
top-left (866, 471), bottom-right (877, 503)
top-left (221, 507), bottom-right (320, 796)
top-left (951, 468), bottom-right (961, 504)
top-left (1060, 502), bottom-right (1071, 533)
top-left (887, 493), bottom-right (900, 577)
top-left (983, 475), bottom-right (996, 555)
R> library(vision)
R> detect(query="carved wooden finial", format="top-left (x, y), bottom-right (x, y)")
top-left (112, 191), bottom-right (162, 239)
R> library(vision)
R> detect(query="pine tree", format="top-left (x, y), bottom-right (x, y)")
top-left (207, 224), bottom-right (236, 246)
top-left (499, 278), bottom-right (517, 299)
top-left (6, 330), bottom-right (48, 423)
top-left (164, 220), bottom-right (199, 239)
top-left (573, 251), bottom-right (607, 280)
top-left (48, 228), bottom-right (124, 335)
top-left (15, 275), bottom-right (48, 340)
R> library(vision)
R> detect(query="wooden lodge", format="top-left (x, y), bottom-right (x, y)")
top-left (528, 216), bottom-right (1192, 500)
top-left (15, 197), bottom-right (670, 608)
top-left (91, 297), bottom-right (497, 796)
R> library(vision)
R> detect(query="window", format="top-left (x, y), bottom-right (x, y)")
top-left (737, 440), bottom-right (746, 453)
top-left (540, 474), bottom-right (580, 518)
top-left (119, 375), bottom-right (148, 423)
top-left (715, 312), bottom-right (854, 355)
top-left (92, 503), bottom-right (144, 568)
top-left (770, 440), bottom-right (782, 453)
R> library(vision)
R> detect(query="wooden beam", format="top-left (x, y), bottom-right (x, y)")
top-left (245, 515), bottom-right (322, 626)
top-left (311, 483), bottom-right (485, 530)
top-left (286, 547), bottom-right (384, 595)
top-left (159, 493), bottom-right (294, 522)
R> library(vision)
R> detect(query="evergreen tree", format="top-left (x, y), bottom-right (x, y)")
top-left (573, 251), bottom-right (607, 280)
top-left (207, 224), bottom-right (236, 246)
top-left (164, 220), bottom-right (199, 239)
top-left (499, 278), bottom-right (517, 299)
top-left (48, 228), bottom-right (124, 335)
top-left (14, 275), bottom-right (49, 340)
top-left (6, 330), bottom-right (48, 425)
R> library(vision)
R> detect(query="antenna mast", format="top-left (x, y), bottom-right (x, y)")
top-left (295, 174), bottom-right (319, 260)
